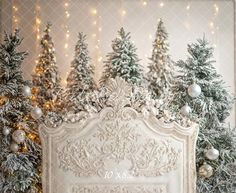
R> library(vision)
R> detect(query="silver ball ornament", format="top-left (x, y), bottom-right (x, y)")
top-left (31, 107), bottom-right (43, 119)
top-left (205, 147), bottom-right (219, 160)
top-left (2, 127), bottom-right (10, 136)
top-left (188, 83), bottom-right (201, 98)
top-left (10, 142), bottom-right (19, 152)
top-left (180, 104), bottom-right (192, 116)
top-left (22, 86), bottom-right (32, 97)
top-left (12, 129), bottom-right (26, 144)
top-left (199, 162), bottom-right (213, 178)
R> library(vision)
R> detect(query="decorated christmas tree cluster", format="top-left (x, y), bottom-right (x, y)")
top-left (0, 30), bottom-right (41, 193)
top-left (170, 38), bottom-right (235, 193)
top-left (0, 19), bottom-right (235, 193)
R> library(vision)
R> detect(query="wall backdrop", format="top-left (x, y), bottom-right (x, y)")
top-left (0, 0), bottom-right (235, 123)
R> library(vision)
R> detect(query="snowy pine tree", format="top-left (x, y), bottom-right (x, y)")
top-left (32, 23), bottom-right (62, 114)
top-left (146, 19), bottom-right (174, 99)
top-left (0, 30), bottom-right (41, 193)
top-left (65, 32), bottom-right (95, 113)
top-left (100, 27), bottom-right (143, 86)
top-left (170, 37), bottom-right (235, 193)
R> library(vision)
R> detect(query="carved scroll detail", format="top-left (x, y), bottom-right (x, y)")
top-left (57, 119), bottom-right (180, 177)
top-left (71, 184), bottom-right (167, 193)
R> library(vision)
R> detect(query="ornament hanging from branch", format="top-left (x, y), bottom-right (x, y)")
top-left (199, 162), bottom-right (213, 178)
top-left (180, 103), bottom-right (192, 117)
top-left (205, 146), bottom-right (219, 160)
top-left (31, 106), bottom-right (43, 119)
top-left (188, 82), bottom-right (201, 98)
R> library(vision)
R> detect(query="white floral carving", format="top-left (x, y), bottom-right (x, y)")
top-left (106, 77), bottom-right (132, 110)
top-left (71, 184), bottom-right (167, 193)
top-left (57, 119), bottom-right (180, 177)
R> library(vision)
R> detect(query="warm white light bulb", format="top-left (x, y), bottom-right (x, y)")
top-left (160, 2), bottom-right (164, 7)
top-left (91, 9), bottom-right (97, 15)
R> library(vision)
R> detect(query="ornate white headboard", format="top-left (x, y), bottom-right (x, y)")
top-left (39, 77), bottom-right (198, 193)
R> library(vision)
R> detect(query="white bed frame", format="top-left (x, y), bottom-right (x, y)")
top-left (39, 77), bottom-right (198, 193)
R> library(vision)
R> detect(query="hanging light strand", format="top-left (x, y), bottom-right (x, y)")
top-left (64, 0), bottom-right (70, 57)
top-left (12, 0), bottom-right (19, 30)
top-left (35, 0), bottom-right (41, 53)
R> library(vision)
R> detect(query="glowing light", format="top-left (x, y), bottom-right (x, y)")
top-left (214, 4), bottom-right (219, 13)
top-left (98, 27), bottom-right (102, 32)
top-left (186, 5), bottom-right (190, 10)
top-left (122, 10), bottom-right (126, 16)
top-left (92, 33), bottom-right (97, 38)
top-left (66, 34), bottom-right (70, 38)
top-left (209, 22), bottom-right (214, 27)
top-left (36, 18), bottom-right (41, 24)
top-left (143, 1), bottom-right (147, 6)
top-left (37, 35), bottom-right (40, 40)
top-left (149, 34), bottom-right (152, 39)
top-left (93, 21), bottom-right (97, 25)
top-left (91, 9), bottom-right (97, 15)
top-left (211, 30), bottom-right (215, 34)
top-left (65, 2), bottom-right (69, 7)
top-left (64, 43), bottom-right (68, 49)
top-left (13, 6), bottom-right (18, 11)
top-left (97, 56), bottom-right (103, 62)
top-left (160, 2), bottom-right (164, 7)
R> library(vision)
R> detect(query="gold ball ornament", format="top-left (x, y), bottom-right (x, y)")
top-left (199, 162), bottom-right (213, 178)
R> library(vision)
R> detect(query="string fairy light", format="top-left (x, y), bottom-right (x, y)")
top-left (159, 2), bottom-right (164, 8)
top-left (35, 0), bottom-right (41, 53)
top-left (12, 1), bottom-right (19, 30)
top-left (64, 0), bottom-right (70, 57)
top-left (142, 1), bottom-right (147, 6)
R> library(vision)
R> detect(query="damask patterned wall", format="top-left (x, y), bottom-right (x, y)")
top-left (0, 0), bottom-right (235, 123)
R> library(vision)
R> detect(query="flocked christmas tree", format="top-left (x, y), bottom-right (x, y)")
top-left (32, 23), bottom-right (62, 114)
top-left (146, 19), bottom-right (174, 118)
top-left (146, 19), bottom-right (174, 99)
top-left (100, 27), bottom-right (143, 86)
top-left (0, 30), bottom-right (42, 193)
top-left (64, 32), bottom-right (95, 113)
top-left (170, 37), bottom-right (235, 193)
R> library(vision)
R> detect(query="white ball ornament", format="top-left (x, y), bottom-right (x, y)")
top-left (2, 127), bottom-right (10, 136)
top-left (31, 107), bottom-right (43, 119)
top-left (22, 85), bottom-right (32, 97)
top-left (199, 162), bottom-right (213, 178)
top-left (205, 147), bottom-right (219, 160)
top-left (10, 142), bottom-right (19, 152)
top-left (180, 103), bottom-right (192, 117)
top-left (12, 129), bottom-right (26, 144)
top-left (188, 83), bottom-right (201, 98)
